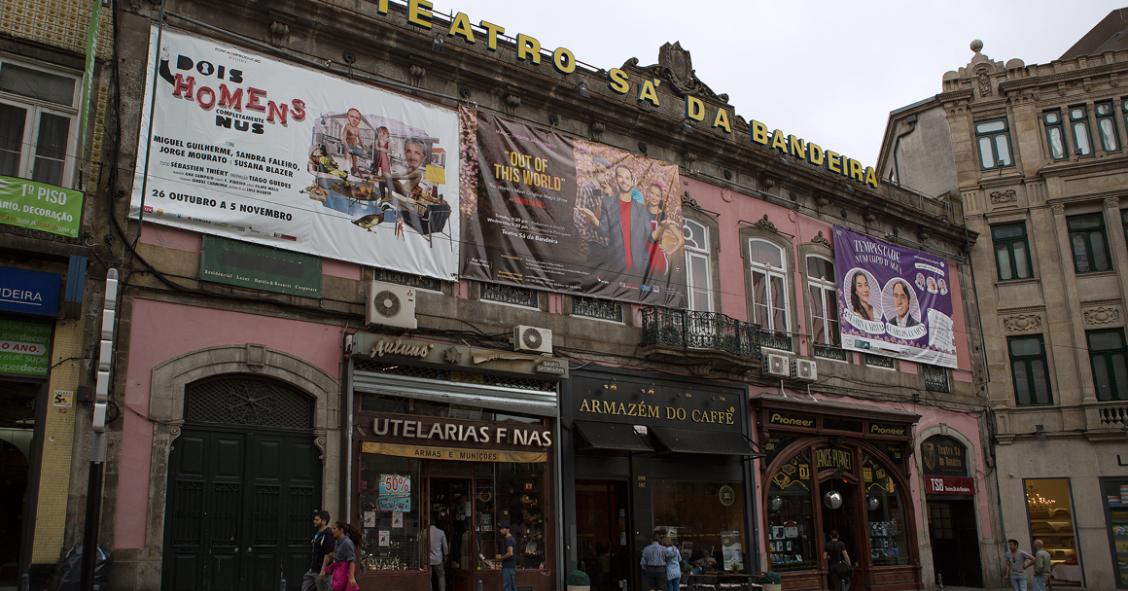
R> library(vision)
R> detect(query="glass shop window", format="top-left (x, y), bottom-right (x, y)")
top-left (358, 454), bottom-right (422, 571)
top-left (653, 480), bottom-right (747, 572)
top-left (766, 450), bottom-right (817, 572)
top-left (863, 455), bottom-right (910, 566)
top-left (1024, 478), bottom-right (1080, 581)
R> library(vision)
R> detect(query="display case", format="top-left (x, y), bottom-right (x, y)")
top-left (358, 455), bottom-right (422, 572)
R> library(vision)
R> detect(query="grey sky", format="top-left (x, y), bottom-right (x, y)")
top-left (435, 0), bottom-right (1124, 164)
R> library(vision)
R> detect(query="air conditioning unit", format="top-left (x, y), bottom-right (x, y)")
top-left (794, 358), bottom-right (818, 382)
top-left (764, 351), bottom-right (791, 378)
top-left (365, 281), bottom-right (417, 330)
top-left (513, 325), bottom-right (553, 354)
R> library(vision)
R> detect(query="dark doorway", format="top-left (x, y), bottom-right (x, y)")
top-left (928, 500), bottom-right (983, 587)
top-left (430, 477), bottom-right (473, 591)
top-left (820, 478), bottom-right (860, 591)
top-left (162, 376), bottom-right (320, 591)
top-left (0, 380), bottom-right (39, 587)
top-left (575, 480), bottom-right (630, 591)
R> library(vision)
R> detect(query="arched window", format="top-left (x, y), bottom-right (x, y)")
top-left (748, 239), bottom-right (790, 333)
top-left (806, 255), bottom-right (839, 345)
top-left (684, 219), bottom-right (713, 312)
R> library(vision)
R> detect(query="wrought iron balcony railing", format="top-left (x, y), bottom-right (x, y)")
top-left (640, 307), bottom-right (792, 360)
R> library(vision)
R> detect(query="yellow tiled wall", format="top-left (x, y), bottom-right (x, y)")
top-left (0, 0), bottom-right (113, 59)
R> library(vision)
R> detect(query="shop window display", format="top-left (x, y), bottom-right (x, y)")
top-left (863, 455), bottom-right (908, 566)
top-left (1025, 478), bottom-right (1081, 584)
top-left (358, 454), bottom-right (422, 571)
top-left (1101, 479), bottom-right (1128, 588)
top-left (767, 449), bottom-right (817, 572)
top-left (653, 480), bottom-right (746, 572)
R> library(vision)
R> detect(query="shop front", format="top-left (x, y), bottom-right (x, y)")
top-left (348, 332), bottom-right (566, 591)
top-left (756, 398), bottom-right (921, 591)
top-left (920, 435), bottom-right (982, 587)
top-left (563, 368), bottom-right (758, 591)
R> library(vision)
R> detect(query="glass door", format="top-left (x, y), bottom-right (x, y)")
top-left (575, 480), bottom-right (630, 591)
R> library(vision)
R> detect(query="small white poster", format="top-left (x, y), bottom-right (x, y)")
top-left (392, 512), bottom-right (404, 528)
top-left (363, 511), bottom-right (376, 528)
top-left (378, 530), bottom-right (390, 547)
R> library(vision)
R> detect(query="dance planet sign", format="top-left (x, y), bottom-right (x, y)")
top-left (131, 27), bottom-right (460, 280)
top-left (833, 226), bottom-right (957, 368)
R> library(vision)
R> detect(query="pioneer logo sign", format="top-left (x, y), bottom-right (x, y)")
top-left (767, 412), bottom-right (815, 429)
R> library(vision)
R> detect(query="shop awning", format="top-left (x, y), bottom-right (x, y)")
top-left (574, 421), bottom-right (654, 453)
top-left (650, 426), bottom-right (761, 457)
top-left (352, 370), bottom-right (558, 417)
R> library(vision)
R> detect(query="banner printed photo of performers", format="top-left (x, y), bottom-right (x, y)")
top-left (459, 107), bottom-right (687, 307)
top-left (832, 225), bottom-right (957, 368)
top-left (130, 27), bottom-right (460, 280)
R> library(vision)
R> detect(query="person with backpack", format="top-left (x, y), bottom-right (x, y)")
top-left (823, 530), bottom-right (853, 591)
top-left (326, 521), bottom-right (363, 591)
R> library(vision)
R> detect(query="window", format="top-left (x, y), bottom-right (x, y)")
top-left (1088, 329), bottom-right (1128, 401)
top-left (864, 454), bottom-right (910, 566)
top-left (571, 296), bottom-right (623, 323)
top-left (747, 239), bottom-right (790, 334)
top-left (1097, 101), bottom-right (1121, 152)
top-left (684, 219), bottom-right (714, 312)
top-left (1100, 478), bottom-right (1128, 588)
top-left (767, 449), bottom-right (816, 572)
top-left (974, 118), bottom-right (1013, 169)
top-left (480, 282), bottom-right (539, 308)
top-left (1067, 213), bottom-right (1112, 273)
top-left (991, 222), bottom-right (1034, 281)
top-left (806, 255), bottom-right (838, 346)
top-left (1069, 105), bottom-right (1093, 156)
top-left (1043, 109), bottom-right (1068, 160)
top-left (1024, 479), bottom-right (1080, 581)
top-left (1008, 335), bottom-right (1052, 406)
top-left (0, 59), bottom-right (79, 187)
top-left (653, 480), bottom-right (746, 571)
top-left (1122, 209), bottom-right (1128, 248)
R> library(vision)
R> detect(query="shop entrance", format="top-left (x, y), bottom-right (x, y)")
top-left (819, 477), bottom-right (861, 591)
top-left (927, 500), bottom-right (983, 587)
top-left (162, 376), bottom-right (320, 591)
top-left (575, 480), bottom-right (630, 591)
top-left (430, 477), bottom-right (473, 591)
top-left (0, 381), bottom-right (39, 587)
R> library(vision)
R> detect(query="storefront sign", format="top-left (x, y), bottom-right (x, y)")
top-left (363, 441), bottom-right (547, 463)
top-left (921, 435), bottom-right (967, 476)
top-left (460, 108), bottom-right (687, 306)
top-left (132, 27), bottom-right (460, 280)
top-left (372, 415), bottom-right (552, 448)
top-left (869, 422), bottom-right (908, 437)
top-left (366, 338), bottom-right (433, 359)
top-left (767, 411), bottom-right (815, 430)
top-left (0, 267), bottom-right (61, 317)
top-left (924, 476), bottom-right (974, 496)
top-left (572, 374), bottom-right (743, 431)
top-left (366, 2), bottom-right (878, 188)
top-left (0, 317), bottom-right (52, 377)
top-left (815, 448), bottom-right (854, 472)
top-left (350, 331), bottom-right (567, 378)
top-left (199, 235), bottom-right (322, 297)
top-left (0, 175), bottom-right (84, 237)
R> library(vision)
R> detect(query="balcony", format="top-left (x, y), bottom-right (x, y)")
top-left (639, 307), bottom-right (792, 375)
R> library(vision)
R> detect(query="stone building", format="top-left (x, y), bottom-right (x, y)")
top-left (0, 0), bottom-right (115, 586)
top-left (879, 9), bottom-right (1128, 590)
top-left (67, 0), bottom-right (999, 590)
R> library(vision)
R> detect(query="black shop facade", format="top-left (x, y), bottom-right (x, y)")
top-left (755, 397), bottom-right (922, 591)
top-left (562, 368), bottom-right (758, 591)
top-left (347, 332), bottom-right (567, 591)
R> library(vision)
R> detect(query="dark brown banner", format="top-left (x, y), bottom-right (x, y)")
top-left (459, 107), bottom-right (687, 306)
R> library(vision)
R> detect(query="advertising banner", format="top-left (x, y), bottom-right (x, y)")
top-left (0, 175), bottom-right (83, 238)
top-left (0, 317), bottom-right (52, 377)
top-left (832, 226), bottom-right (957, 368)
top-left (460, 108), bottom-right (687, 307)
top-left (0, 267), bottom-right (61, 317)
top-left (131, 27), bottom-right (460, 280)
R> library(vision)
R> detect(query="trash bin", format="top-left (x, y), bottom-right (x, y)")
top-left (51, 545), bottom-right (111, 591)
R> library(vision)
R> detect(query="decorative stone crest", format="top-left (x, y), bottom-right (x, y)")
top-left (990, 190), bottom-right (1017, 204)
top-left (811, 230), bottom-right (832, 248)
top-left (1003, 313), bottom-right (1042, 333)
top-left (976, 66), bottom-right (993, 97)
top-left (1083, 305), bottom-right (1121, 326)
top-left (408, 64), bottom-right (426, 88)
top-left (636, 42), bottom-right (728, 102)
top-left (268, 21), bottom-right (290, 47)
top-left (753, 215), bottom-right (777, 233)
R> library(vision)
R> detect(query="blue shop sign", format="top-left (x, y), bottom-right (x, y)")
top-left (0, 267), bottom-right (61, 317)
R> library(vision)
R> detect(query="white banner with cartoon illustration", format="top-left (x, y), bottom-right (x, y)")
top-left (130, 27), bottom-right (459, 280)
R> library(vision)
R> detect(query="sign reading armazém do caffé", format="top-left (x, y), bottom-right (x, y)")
top-left (570, 373), bottom-right (744, 431)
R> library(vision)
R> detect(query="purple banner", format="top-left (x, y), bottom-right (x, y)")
top-left (832, 226), bottom-right (957, 368)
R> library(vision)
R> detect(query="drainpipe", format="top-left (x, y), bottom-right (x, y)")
top-left (75, 0), bottom-right (103, 187)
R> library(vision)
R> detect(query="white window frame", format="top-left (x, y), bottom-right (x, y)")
top-left (747, 238), bottom-right (791, 334)
top-left (806, 254), bottom-right (838, 346)
top-left (0, 56), bottom-right (81, 188)
top-left (683, 218), bottom-right (714, 313)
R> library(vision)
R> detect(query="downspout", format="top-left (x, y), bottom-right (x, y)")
top-left (76, 0), bottom-right (103, 188)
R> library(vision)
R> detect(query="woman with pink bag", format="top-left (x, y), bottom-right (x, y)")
top-left (324, 521), bottom-right (363, 591)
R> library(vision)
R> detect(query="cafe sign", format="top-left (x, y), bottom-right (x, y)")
top-left (572, 374), bottom-right (743, 431)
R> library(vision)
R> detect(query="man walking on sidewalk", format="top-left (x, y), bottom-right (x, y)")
top-left (1032, 538), bottom-right (1052, 591)
top-left (303, 510), bottom-right (334, 591)
top-left (1002, 538), bottom-right (1033, 591)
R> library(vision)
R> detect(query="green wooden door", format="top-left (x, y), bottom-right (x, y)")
top-left (163, 376), bottom-right (320, 591)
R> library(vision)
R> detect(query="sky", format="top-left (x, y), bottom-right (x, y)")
top-left (429, 0), bottom-right (1125, 164)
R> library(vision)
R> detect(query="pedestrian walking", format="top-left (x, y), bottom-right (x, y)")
top-left (663, 535), bottom-right (682, 591)
top-left (495, 521), bottom-right (518, 591)
top-left (823, 530), bottom-right (853, 591)
top-left (640, 529), bottom-right (674, 591)
top-left (326, 521), bottom-right (362, 591)
top-left (303, 510), bottom-right (334, 591)
top-left (1032, 538), bottom-right (1052, 591)
top-left (430, 520), bottom-right (449, 591)
top-left (1002, 538), bottom-right (1034, 591)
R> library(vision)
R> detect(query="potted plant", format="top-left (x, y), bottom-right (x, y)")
top-left (567, 569), bottom-right (591, 591)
